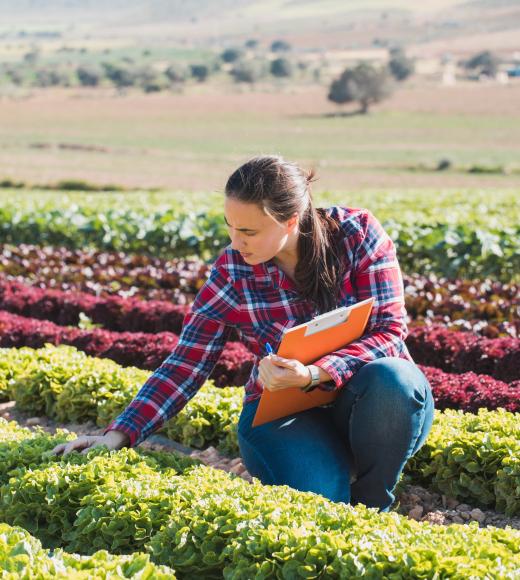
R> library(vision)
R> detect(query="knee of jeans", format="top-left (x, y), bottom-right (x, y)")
top-left (358, 358), bottom-right (428, 404)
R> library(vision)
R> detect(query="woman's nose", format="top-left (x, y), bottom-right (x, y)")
top-left (229, 231), bottom-right (247, 251)
top-left (232, 241), bottom-right (248, 252)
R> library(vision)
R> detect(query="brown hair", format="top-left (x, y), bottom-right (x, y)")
top-left (224, 154), bottom-right (346, 314)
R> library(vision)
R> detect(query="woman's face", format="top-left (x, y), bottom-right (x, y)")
top-left (223, 197), bottom-right (298, 264)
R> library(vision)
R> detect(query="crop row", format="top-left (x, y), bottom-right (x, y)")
top-left (5, 187), bottom-right (519, 227)
top-left (405, 324), bottom-right (518, 383)
top-left (1, 344), bottom-right (519, 514)
top-left (0, 523), bottom-right (177, 579)
top-left (1, 308), bottom-right (518, 383)
top-left (1, 244), bottom-right (517, 326)
top-left (0, 269), bottom-right (518, 339)
top-left (403, 272), bottom-right (519, 338)
top-left (1, 334), bottom-right (518, 417)
top-left (1, 418), bottom-right (519, 578)
top-left (0, 344), bottom-right (241, 456)
top-left (0, 275), bottom-right (192, 334)
top-left (422, 364), bottom-right (519, 414)
top-left (0, 310), bottom-right (254, 387)
top-left (0, 205), bottom-right (518, 280)
top-left (0, 243), bottom-right (204, 302)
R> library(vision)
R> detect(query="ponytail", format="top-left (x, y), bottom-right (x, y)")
top-left (296, 201), bottom-right (346, 314)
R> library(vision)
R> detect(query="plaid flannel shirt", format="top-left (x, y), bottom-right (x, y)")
top-left (104, 206), bottom-right (413, 446)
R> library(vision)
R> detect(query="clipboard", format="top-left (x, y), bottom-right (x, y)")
top-left (251, 297), bottom-right (375, 427)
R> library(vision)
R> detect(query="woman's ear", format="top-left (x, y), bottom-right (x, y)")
top-left (287, 212), bottom-right (299, 232)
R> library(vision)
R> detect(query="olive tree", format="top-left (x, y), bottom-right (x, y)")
top-left (328, 62), bottom-right (393, 114)
top-left (388, 47), bottom-right (415, 81)
top-left (270, 57), bottom-right (293, 78)
top-left (464, 51), bottom-right (500, 77)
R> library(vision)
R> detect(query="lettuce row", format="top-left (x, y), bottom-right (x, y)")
top-left (1, 344), bottom-right (519, 514)
top-left (0, 418), bottom-right (519, 579)
top-left (0, 522), bottom-right (177, 578)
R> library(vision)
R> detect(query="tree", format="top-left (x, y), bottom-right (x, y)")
top-left (388, 47), bottom-right (414, 81)
top-left (23, 48), bottom-right (40, 65)
top-left (34, 67), bottom-right (70, 88)
top-left (465, 51), bottom-right (500, 77)
top-left (190, 64), bottom-right (209, 82)
top-left (270, 57), bottom-right (293, 78)
top-left (134, 66), bottom-right (167, 92)
top-left (230, 59), bottom-right (266, 84)
top-left (165, 63), bottom-right (188, 83)
top-left (77, 65), bottom-right (103, 87)
top-left (271, 39), bottom-right (291, 53)
top-left (245, 39), bottom-right (259, 49)
top-left (102, 63), bottom-right (137, 89)
top-left (220, 48), bottom-right (244, 63)
top-left (142, 78), bottom-right (167, 93)
top-left (5, 67), bottom-right (24, 86)
top-left (328, 62), bottom-right (393, 114)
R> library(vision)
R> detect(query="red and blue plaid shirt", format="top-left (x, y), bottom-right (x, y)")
top-left (105, 206), bottom-right (414, 446)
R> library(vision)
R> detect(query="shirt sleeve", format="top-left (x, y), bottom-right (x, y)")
top-left (103, 265), bottom-right (240, 447)
top-left (313, 210), bottom-right (409, 391)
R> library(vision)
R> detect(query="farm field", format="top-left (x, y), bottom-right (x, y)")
top-left (2, 0), bottom-right (520, 574)
top-left (1, 82), bottom-right (519, 191)
top-left (0, 186), bottom-right (519, 577)
top-left (2, 1), bottom-right (520, 576)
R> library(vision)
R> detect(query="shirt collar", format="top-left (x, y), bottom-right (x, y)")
top-left (252, 260), bottom-right (296, 291)
top-left (223, 247), bottom-right (297, 292)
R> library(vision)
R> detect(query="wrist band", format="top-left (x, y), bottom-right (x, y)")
top-left (301, 365), bottom-right (320, 392)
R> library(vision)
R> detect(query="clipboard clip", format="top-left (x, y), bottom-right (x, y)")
top-left (304, 306), bottom-right (350, 337)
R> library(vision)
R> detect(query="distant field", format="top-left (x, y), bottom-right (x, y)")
top-left (237, 0), bottom-right (464, 18)
top-left (2, 0), bottom-right (518, 54)
top-left (0, 41), bottom-right (214, 65)
top-left (0, 82), bottom-right (519, 191)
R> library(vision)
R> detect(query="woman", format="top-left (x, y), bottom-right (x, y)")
top-left (53, 154), bottom-right (435, 513)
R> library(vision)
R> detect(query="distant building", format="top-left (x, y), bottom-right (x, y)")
top-left (299, 48), bottom-right (389, 76)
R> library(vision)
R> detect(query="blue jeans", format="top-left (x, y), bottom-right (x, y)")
top-left (237, 357), bottom-right (435, 512)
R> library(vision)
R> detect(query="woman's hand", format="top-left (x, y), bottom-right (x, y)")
top-left (258, 354), bottom-right (311, 391)
top-left (51, 430), bottom-right (130, 457)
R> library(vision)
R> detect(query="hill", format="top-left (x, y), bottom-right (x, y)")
top-left (0, 0), bottom-right (518, 55)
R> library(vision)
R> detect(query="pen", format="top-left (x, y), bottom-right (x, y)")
top-left (265, 343), bottom-right (274, 356)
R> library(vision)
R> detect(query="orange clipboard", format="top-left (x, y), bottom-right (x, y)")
top-left (251, 297), bottom-right (375, 427)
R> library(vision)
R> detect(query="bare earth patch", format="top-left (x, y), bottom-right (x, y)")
top-left (0, 82), bottom-right (519, 191)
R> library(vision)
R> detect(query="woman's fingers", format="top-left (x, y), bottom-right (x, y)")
top-left (80, 444), bottom-right (98, 455)
top-left (63, 438), bottom-right (90, 456)
top-left (52, 436), bottom-right (91, 457)
top-left (51, 443), bottom-right (66, 455)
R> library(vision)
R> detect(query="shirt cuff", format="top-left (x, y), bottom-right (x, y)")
top-left (313, 355), bottom-right (351, 391)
